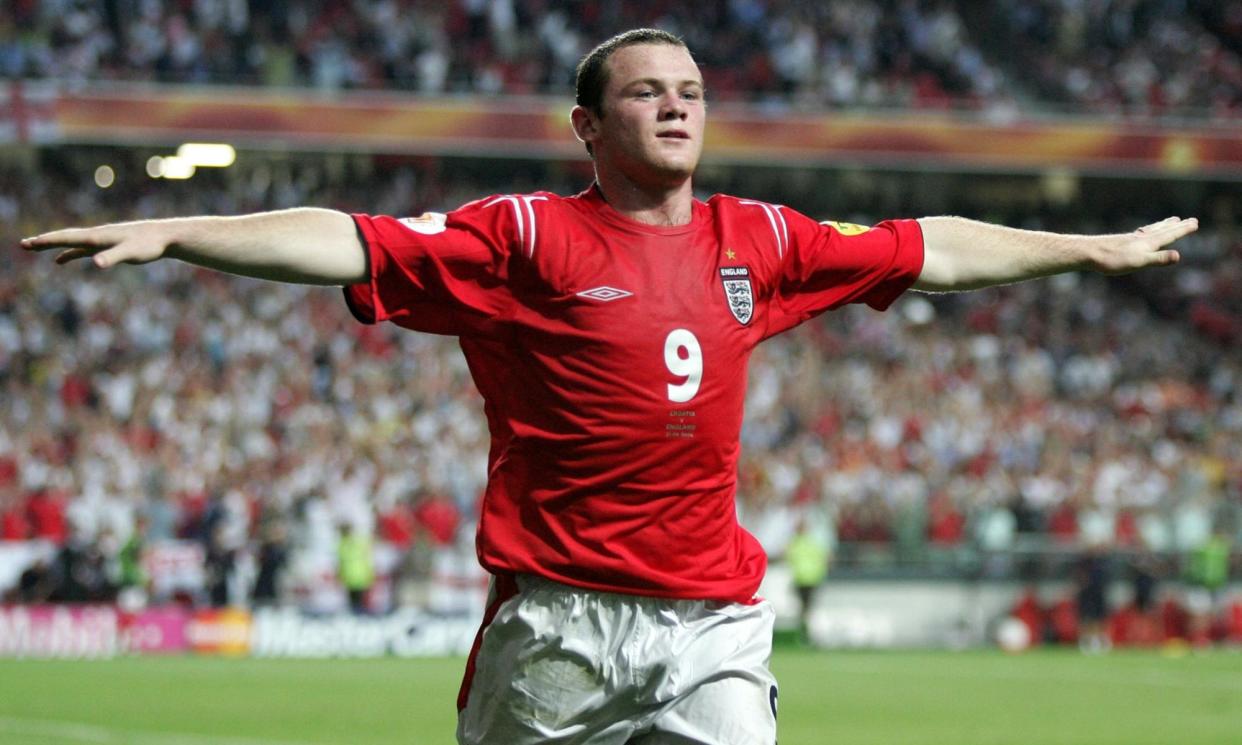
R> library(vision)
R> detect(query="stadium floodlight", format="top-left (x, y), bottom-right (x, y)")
top-left (176, 143), bottom-right (236, 168)
top-left (159, 156), bottom-right (196, 180)
top-left (901, 295), bottom-right (935, 325)
top-left (146, 156), bottom-right (164, 178)
top-left (94, 165), bottom-right (115, 189)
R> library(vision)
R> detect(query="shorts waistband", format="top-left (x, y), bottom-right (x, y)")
top-left (511, 573), bottom-right (745, 611)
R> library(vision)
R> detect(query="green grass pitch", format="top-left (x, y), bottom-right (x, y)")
top-left (0, 648), bottom-right (1239, 744)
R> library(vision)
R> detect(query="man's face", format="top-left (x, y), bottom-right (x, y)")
top-left (585, 43), bottom-right (706, 187)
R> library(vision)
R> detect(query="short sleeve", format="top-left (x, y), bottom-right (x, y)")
top-left (343, 197), bottom-right (521, 337)
top-left (766, 211), bottom-right (924, 337)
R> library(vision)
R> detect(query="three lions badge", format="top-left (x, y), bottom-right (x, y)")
top-left (719, 266), bottom-right (753, 325)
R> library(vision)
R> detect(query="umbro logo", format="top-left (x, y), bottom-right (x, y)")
top-left (576, 286), bottom-right (633, 302)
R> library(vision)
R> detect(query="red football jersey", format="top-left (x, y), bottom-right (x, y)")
top-left (344, 185), bottom-right (923, 602)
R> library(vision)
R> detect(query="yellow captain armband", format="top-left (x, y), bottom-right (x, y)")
top-left (821, 220), bottom-right (871, 236)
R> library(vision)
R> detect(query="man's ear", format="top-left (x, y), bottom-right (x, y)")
top-left (570, 105), bottom-right (600, 149)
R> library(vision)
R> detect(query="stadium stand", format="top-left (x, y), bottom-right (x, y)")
top-left (2, 1), bottom-right (1239, 115)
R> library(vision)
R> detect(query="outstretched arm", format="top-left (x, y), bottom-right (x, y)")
top-left (20, 208), bottom-right (367, 286)
top-left (913, 216), bottom-right (1198, 292)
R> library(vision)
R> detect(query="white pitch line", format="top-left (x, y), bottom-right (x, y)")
top-left (0, 716), bottom-right (326, 745)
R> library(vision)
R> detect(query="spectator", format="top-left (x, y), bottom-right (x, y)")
top-left (141, 491), bottom-right (181, 543)
top-left (26, 489), bottom-right (68, 545)
top-left (0, 489), bottom-right (29, 540)
top-left (49, 520), bottom-right (114, 603)
top-left (15, 556), bottom-right (56, 603)
top-left (251, 521), bottom-right (290, 608)
top-left (203, 523), bottom-right (236, 608)
top-left (413, 490), bottom-right (461, 548)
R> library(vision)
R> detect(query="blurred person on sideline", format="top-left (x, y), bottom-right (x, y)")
top-left (1074, 543), bottom-right (1112, 654)
top-left (251, 521), bottom-right (290, 608)
top-left (117, 515), bottom-right (149, 608)
top-left (15, 556), bottom-right (57, 604)
top-left (1127, 549), bottom-right (1165, 645)
top-left (337, 521), bottom-right (375, 615)
top-left (203, 523), bottom-right (236, 608)
top-left (22, 27), bottom-right (1199, 745)
top-left (50, 519), bottom-right (114, 603)
top-left (1185, 529), bottom-right (1231, 646)
top-left (785, 516), bottom-right (830, 644)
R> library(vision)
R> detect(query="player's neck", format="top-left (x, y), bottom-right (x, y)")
top-left (593, 171), bottom-right (694, 227)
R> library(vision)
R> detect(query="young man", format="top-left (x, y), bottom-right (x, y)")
top-left (23, 28), bottom-right (1196, 745)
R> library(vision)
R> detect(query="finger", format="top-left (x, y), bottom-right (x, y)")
top-left (1135, 217), bottom-right (1196, 241)
top-left (91, 244), bottom-right (157, 269)
top-left (1147, 249), bottom-right (1180, 267)
top-left (54, 248), bottom-right (95, 264)
top-left (1147, 217), bottom-right (1198, 245)
top-left (1135, 217), bottom-right (1181, 233)
top-left (91, 247), bottom-right (131, 269)
top-left (21, 228), bottom-right (112, 251)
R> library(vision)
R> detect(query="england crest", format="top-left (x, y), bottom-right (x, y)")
top-left (720, 266), bottom-right (754, 325)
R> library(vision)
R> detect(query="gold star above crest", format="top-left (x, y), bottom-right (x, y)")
top-left (725, 249), bottom-right (736, 261)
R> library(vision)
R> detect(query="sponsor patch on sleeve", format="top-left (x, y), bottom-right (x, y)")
top-left (398, 212), bottom-right (448, 235)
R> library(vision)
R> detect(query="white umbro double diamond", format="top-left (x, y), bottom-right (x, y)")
top-left (576, 286), bottom-right (633, 302)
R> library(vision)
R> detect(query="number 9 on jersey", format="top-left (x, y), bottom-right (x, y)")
top-left (664, 329), bottom-right (702, 403)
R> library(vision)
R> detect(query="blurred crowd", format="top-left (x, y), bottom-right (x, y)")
top-left (740, 277), bottom-right (1240, 566)
top-left (0, 152), bottom-right (1239, 614)
top-left (1, 0), bottom-right (1240, 117)
top-left (991, 0), bottom-right (1242, 117)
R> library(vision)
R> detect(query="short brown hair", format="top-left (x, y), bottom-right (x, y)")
top-left (576, 28), bottom-right (687, 114)
top-left (574, 28), bottom-right (688, 157)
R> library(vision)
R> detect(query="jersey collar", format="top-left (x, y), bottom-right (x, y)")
top-left (578, 182), bottom-right (707, 236)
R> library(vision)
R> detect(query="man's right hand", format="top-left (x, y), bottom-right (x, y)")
top-left (21, 221), bottom-right (171, 269)
top-left (19, 209), bottom-right (366, 285)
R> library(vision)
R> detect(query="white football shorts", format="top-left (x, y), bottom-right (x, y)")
top-left (457, 574), bottom-right (778, 744)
